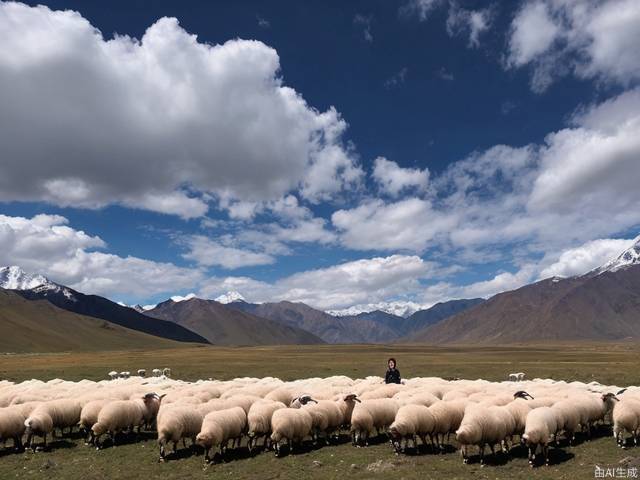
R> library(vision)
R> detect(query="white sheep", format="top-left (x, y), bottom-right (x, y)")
top-left (350, 398), bottom-right (399, 446)
top-left (24, 399), bottom-right (82, 451)
top-left (508, 373), bottom-right (518, 382)
top-left (163, 368), bottom-right (172, 378)
top-left (270, 408), bottom-right (314, 456)
top-left (79, 399), bottom-right (112, 444)
top-left (152, 369), bottom-right (162, 377)
top-left (108, 371), bottom-right (118, 381)
top-left (523, 406), bottom-right (558, 466)
top-left (196, 406), bottom-right (247, 463)
top-left (119, 371), bottom-right (130, 379)
top-left (247, 400), bottom-right (286, 451)
top-left (137, 369), bottom-right (146, 378)
top-left (0, 407), bottom-right (26, 451)
top-left (456, 404), bottom-right (515, 464)
top-left (429, 399), bottom-right (468, 452)
top-left (516, 373), bottom-right (526, 382)
top-left (389, 404), bottom-right (435, 453)
top-left (612, 396), bottom-right (640, 448)
top-left (157, 405), bottom-right (204, 461)
top-left (92, 393), bottom-right (162, 448)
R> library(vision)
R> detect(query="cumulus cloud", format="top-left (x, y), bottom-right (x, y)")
top-left (0, 214), bottom-right (204, 297)
top-left (199, 254), bottom-right (437, 310)
top-left (539, 238), bottom-right (636, 279)
top-left (0, 2), bottom-right (361, 217)
top-left (372, 157), bottom-right (429, 197)
top-left (506, 0), bottom-right (640, 92)
top-left (336, 88), bottom-right (640, 257)
top-left (181, 235), bottom-right (275, 269)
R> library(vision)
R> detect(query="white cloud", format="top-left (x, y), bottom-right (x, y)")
top-left (181, 235), bottom-right (275, 269)
top-left (0, 2), bottom-right (361, 217)
top-left (0, 214), bottom-right (204, 298)
top-left (332, 198), bottom-right (457, 252)
top-left (401, 0), bottom-right (445, 21)
top-left (446, 2), bottom-right (493, 48)
top-left (354, 14), bottom-right (374, 42)
top-left (199, 254), bottom-right (437, 310)
top-left (506, 0), bottom-right (640, 92)
top-left (372, 157), bottom-right (429, 197)
top-left (539, 238), bottom-right (636, 279)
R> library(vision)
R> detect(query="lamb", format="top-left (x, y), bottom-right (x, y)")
top-left (522, 406), bottom-right (559, 466)
top-left (92, 393), bottom-right (162, 448)
top-left (612, 396), bottom-right (640, 448)
top-left (24, 399), bottom-right (82, 451)
top-left (270, 408), bottom-right (314, 456)
top-left (79, 399), bottom-right (112, 444)
top-left (350, 398), bottom-right (399, 446)
top-left (456, 404), bottom-right (515, 464)
top-left (247, 400), bottom-right (286, 451)
top-left (389, 404), bottom-right (436, 453)
top-left (0, 407), bottom-right (26, 451)
top-left (196, 406), bottom-right (247, 462)
top-left (157, 406), bottom-right (205, 461)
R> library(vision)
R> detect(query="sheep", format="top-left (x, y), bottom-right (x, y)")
top-left (24, 399), bottom-right (82, 451)
top-left (612, 396), bottom-right (640, 448)
top-left (196, 407), bottom-right (247, 462)
top-left (508, 373), bottom-right (518, 382)
top-left (0, 407), bottom-right (26, 451)
top-left (152, 369), bottom-right (162, 377)
top-left (247, 400), bottom-right (286, 451)
top-left (551, 399), bottom-right (581, 445)
top-left (156, 406), bottom-right (206, 461)
top-left (92, 393), bottom-right (162, 448)
top-left (504, 392), bottom-right (534, 443)
top-left (456, 404), bottom-right (515, 464)
top-left (108, 371), bottom-right (118, 381)
top-left (516, 373), bottom-right (526, 382)
top-left (522, 406), bottom-right (558, 466)
top-left (163, 368), bottom-right (172, 378)
top-left (137, 369), bottom-right (146, 378)
top-left (79, 399), bottom-right (112, 444)
top-left (119, 371), bottom-right (130, 379)
top-left (429, 399), bottom-right (468, 452)
top-left (389, 404), bottom-right (436, 453)
top-left (270, 408), bottom-right (314, 456)
top-left (350, 398), bottom-right (399, 446)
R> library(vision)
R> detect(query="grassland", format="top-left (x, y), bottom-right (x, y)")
top-left (1, 342), bottom-right (640, 480)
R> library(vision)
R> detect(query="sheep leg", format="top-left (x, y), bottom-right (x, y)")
top-left (543, 444), bottom-right (550, 466)
top-left (203, 447), bottom-right (210, 463)
top-left (479, 444), bottom-right (485, 465)
top-left (158, 442), bottom-right (166, 462)
top-left (274, 440), bottom-right (280, 457)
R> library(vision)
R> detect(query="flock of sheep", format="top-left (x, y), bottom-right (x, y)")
top-left (0, 371), bottom-right (639, 468)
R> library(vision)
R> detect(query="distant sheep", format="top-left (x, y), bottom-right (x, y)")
top-left (108, 371), bottom-right (118, 381)
top-left (163, 368), bottom-right (172, 378)
top-left (137, 369), bottom-right (146, 378)
top-left (152, 369), bottom-right (162, 377)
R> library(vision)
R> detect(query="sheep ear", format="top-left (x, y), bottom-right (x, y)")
top-left (159, 394), bottom-right (167, 402)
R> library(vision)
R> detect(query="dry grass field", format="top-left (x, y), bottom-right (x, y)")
top-left (1, 342), bottom-right (640, 480)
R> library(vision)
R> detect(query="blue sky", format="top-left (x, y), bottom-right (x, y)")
top-left (1, 0), bottom-right (639, 314)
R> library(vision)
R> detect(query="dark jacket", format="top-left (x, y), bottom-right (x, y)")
top-left (385, 368), bottom-right (401, 384)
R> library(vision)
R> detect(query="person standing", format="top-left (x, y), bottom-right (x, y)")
top-left (385, 358), bottom-right (401, 384)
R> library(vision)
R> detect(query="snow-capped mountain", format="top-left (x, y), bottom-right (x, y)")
top-left (170, 293), bottom-right (197, 303)
top-left (327, 300), bottom-right (427, 318)
top-left (215, 291), bottom-right (245, 304)
top-left (594, 236), bottom-right (640, 275)
top-left (0, 266), bottom-right (75, 300)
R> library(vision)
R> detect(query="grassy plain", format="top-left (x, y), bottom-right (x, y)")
top-left (1, 342), bottom-right (639, 480)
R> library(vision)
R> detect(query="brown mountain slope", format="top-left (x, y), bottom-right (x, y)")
top-left (146, 298), bottom-right (324, 346)
top-left (409, 265), bottom-right (640, 344)
top-left (0, 289), bottom-right (180, 353)
top-left (228, 301), bottom-right (399, 343)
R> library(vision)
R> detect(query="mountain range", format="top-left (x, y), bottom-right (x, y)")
top-left (1, 236), bottom-right (639, 351)
top-left (409, 239), bottom-right (640, 343)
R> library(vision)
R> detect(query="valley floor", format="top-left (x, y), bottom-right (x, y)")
top-left (1, 342), bottom-right (639, 479)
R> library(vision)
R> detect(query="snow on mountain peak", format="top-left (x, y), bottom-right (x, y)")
top-left (327, 301), bottom-right (427, 318)
top-left (0, 265), bottom-right (50, 290)
top-left (215, 291), bottom-right (245, 304)
top-left (170, 293), bottom-right (197, 303)
top-left (595, 235), bottom-right (640, 274)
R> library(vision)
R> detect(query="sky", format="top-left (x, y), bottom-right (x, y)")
top-left (1, 0), bottom-right (639, 314)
